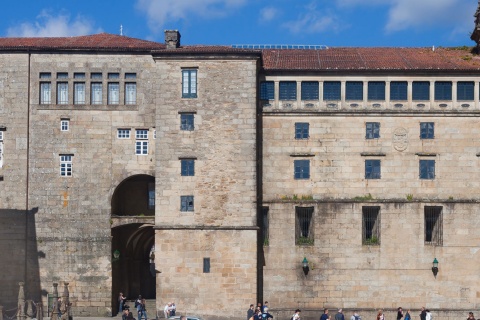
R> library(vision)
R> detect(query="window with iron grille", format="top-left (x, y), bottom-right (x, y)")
top-left (365, 160), bottom-right (381, 179)
top-left (424, 206), bottom-right (443, 246)
top-left (412, 81), bottom-right (430, 100)
top-left (434, 81), bottom-right (452, 101)
top-left (262, 206), bottom-right (269, 246)
top-left (180, 195), bottom-right (194, 212)
top-left (323, 81), bottom-right (341, 100)
top-left (260, 81), bottom-right (274, 100)
top-left (295, 206), bottom-right (314, 245)
top-left (295, 122), bottom-right (309, 139)
top-left (419, 160), bottom-right (435, 180)
top-left (301, 81), bottom-right (319, 100)
top-left (368, 81), bottom-right (385, 100)
top-left (181, 159), bottom-right (195, 176)
top-left (420, 122), bottom-right (434, 139)
top-left (346, 81), bottom-right (363, 100)
top-left (366, 122), bottom-right (380, 139)
top-left (180, 113), bottom-right (194, 131)
top-left (362, 206), bottom-right (380, 245)
top-left (203, 258), bottom-right (210, 273)
top-left (294, 159), bottom-right (310, 179)
top-left (457, 81), bottom-right (474, 100)
top-left (182, 69), bottom-right (197, 98)
top-left (390, 81), bottom-right (407, 100)
top-left (279, 81), bottom-right (296, 100)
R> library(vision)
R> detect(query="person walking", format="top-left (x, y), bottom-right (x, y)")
top-left (468, 312), bottom-right (476, 320)
top-left (397, 307), bottom-right (404, 320)
top-left (320, 309), bottom-right (329, 320)
top-left (420, 307), bottom-right (426, 320)
top-left (377, 310), bottom-right (385, 320)
top-left (335, 309), bottom-right (345, 320)
top-left (247, 304), bottom-right (255, 320)
top-left (262, 307), bottom-right (274, 320)
top-left (292, 309), bottom-right (301, 320)
top-left (138, 298), bottom-right (147, 320)
top-left (405, 310), bottom-right (412, 320)
top-left (425, 309), bottom-right (432, 320)
top-left (350, 311), bottom-right (361, 320)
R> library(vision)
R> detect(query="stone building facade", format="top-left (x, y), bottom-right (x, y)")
top-left (0, 22), bottom-right (480, 320)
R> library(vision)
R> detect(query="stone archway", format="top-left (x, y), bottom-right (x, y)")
top-left (111, 175), bottom-right (156, 315)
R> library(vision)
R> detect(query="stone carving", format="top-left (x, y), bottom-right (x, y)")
top-left (393, 127), bottom-right (408, 151)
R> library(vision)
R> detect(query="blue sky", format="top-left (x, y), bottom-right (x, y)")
top-left (1, 0), bottom-right (477, 48)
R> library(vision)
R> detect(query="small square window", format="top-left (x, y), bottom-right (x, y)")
top-left (203, 257), bottom-right (210, 273)
top-left (61, 119), bottom-right (69, 132)
top-left (434, 81), bottom-right (452, 101)
top-left (366, 122), bottom-right (380, 139)
top-left (295, 123), bottom-right (309, 139)
top-left (295, 206), bottom-right (314, 245)
top-left (180, 114), bottom-right (194, 131)
top-left (91, 73), bottom-right (102, 79)
top-left (125, 73), bottom-right (137, 79)
top-left (413, 81), bottom-right (430, 100)
top-left (279, 81), bottom-right (296, 100)
top-left (457, 82), bottom-right (474, 101)
top-left (39, 72), bottom-right (51, 79)
top-left (294, 159), bottom-right (310, 179)
top-left (60, 155), bottom-right (73, 177)
top-left (108, 73), bottom-right (120, 79)
top-left (136, 129), bottom-right (148, 139)
top-left (368, 81), bottom-right (385, 101)
top-left (390, 81), bottom-right (408, 100)
top-left (117, 129), bottom-right (131, 139)
top-left (57, 72), bottom-right (68, 79)
top-left (346, 81), bottom-right (363, 100)
top-left (323, 81), bottom-right (341, 100)
top-left (365, 160), bottom-right (381, 179)
top-left (181, 159), bottom-right (195, 176)
top-left (180, 195), bottom-right (194, 212)
top-left (301, 81), bottom-right (319, 100)
top-left (419, 160), bottom-right (435, 180)
top-left (362, 206), bottom-right (380, 245)
top-left (420, 122), bottom-right (434, 139)
top-left (74, 73), bottom-right (85, 79)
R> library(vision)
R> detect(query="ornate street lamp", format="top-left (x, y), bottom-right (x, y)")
top-left (431, 258), bottom-right (438, 278)
top-left (113, 249), bottom-right (120, 262)
top-left (302, 257), bottom-right (309, 276)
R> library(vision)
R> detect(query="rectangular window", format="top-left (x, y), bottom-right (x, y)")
top-left (425, 206), bottom-right (443, 246)
top-left (294, 159), bottom-right (310, 179)
top-left (390, 81), bottom-right (408, 100)
top-left (148, 182), bottom-right (155, 210)
top-left (108, 83), bottom-right (120, 104)
top-left (412, 81), bottom-right (430, 100)
top-left (420, 122), bottom-right (434, 139)
top-left (91, 72), bottom-right (102, 79)
top-left (419, 160), bottom-right (435, 180)
top-left (262, 206), bottom-right (269, 246)
top-left (362, 206), bottom-right (380, 245)
top-left (260, 81), bottom-right (274, 100)
top-left (74, 82), bottom-right (86, 104)
top-left (366, 122), bottom-right (380, 139)
top-left (368, 81), bottom-right (385, 100)
top-left (346, 81), bottom-right (363, 100)
top-left (279, 81), bottom-right (296, 100)
top-left (180, 113), bottom-right (194, 131)
top-left (117, 129), bottom-right (130, 139)
top-left (295, 206), bottom-right (314, 245)
top-left (435, 81), bottom-right (452, 101)
top-left (91, 82), bottom-right (102, 104)
top-left (60, 155), bottom-right (73, 177)
top-left (203, 257), bottom-right (210, 273)
top-left (125, 83), bottom-right (137, 105)
top-left (301, 81), bottom-right (319, 100)
top-left (365, 160), bottom-right (381, 179)
top-left (182, 69), bottom-right (197, 98)
top-left (57, 82), bottom-right (68, 104)
top-left (135, 129), bottom-right (148, 155)
top-left (40, 82), bottom-right (51, 104)
top-left (323, 81), bottom-right (341, 100)
top-left (295, 122), bottom-right (309, 139)
top-left (180, 195), bottom-right (194, 212)
top-left (457, 81), bottom-right (474, 101)
top-left (61, 119), bottom-right (69, 132)
top-left (57, 72), bottom-right (68, 79)
top-left (181, 159), bottom-right (195, 176)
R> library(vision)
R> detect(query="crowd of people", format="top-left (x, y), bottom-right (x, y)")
top-left (246, 304), bottom-right (477, 320)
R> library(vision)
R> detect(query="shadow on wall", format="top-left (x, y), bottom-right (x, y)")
top-left (0, 208), bottom-right (41, 314)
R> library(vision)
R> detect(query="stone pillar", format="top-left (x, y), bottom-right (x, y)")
top-left (50, 283), bottom-right (59, 320)
top-left (17, 282), bottom-right (26, 320)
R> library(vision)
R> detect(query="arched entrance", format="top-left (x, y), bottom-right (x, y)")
top-left (111, 175), bottom-right (156, 315)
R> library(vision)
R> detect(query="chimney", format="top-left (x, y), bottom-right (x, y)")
top-left (164, 30), bottom-right (181, 49)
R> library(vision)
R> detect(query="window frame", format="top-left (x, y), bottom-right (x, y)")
top-left (91, 82), bottom-right (103, 105)
top-left (60, 155), bottom-right (73, 177)
top-left (279, 81), bottom-right (297, 101)
top-left (294, 159), bottom-right (310, 180)
top-left (295, 206), bottom-right (314, 246)
top-left (181, 159), bottom-right (195, 176)
top-left (262, 206), bottom-right (269, 246)
top-left (390, 81), bottom-right (408, 100)
top-left (295, 122), bottom-right (309, 140)
top-left (135, 129), bottom-right (149, 155)
top-left (301, 81), bottom-right (319, 100)
top-left (365, 159), bottom-right (381, 179)
top-left (412, 81), bottom-right (430, 101)
top-left (323, 81), bottom-right (341, 100)
top-left (60, 119), bottom-right (69, 132)
top-left (346, 81), bottom-right (363, 100)
top-left (182, 69), bottom-right (197, 98)
top-left (368, 81), bottom-right (386, 101)
top-left (457, 81), bottom-right (474, 101)
top-left (117, 129), bottom-right (131, 139)
top-left (180, 195), bottom-right (194, 212)
top-left (260, 81), bottom-right (274, 100)
top-left (57, 82), bottom-right (69, 104)
top-left (365, 122), bottom-right (380, 139)
top-left (362, 206), bottom-right (380, 245)
top-left (420, 122), bottom-right (434, 139)
top-left (424, 206), bottom-right (443, 246)
top-left (180, 113), bottom-right (195, 131)
top-left (419, 159), bottom-right (435, 180)
top-left (434, 81), bottom-right (452, 101)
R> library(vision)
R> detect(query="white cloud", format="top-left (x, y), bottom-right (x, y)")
top-left (385, 0), bottom-right (475, 34)
top-left (259, 7), bottom-right (279, 22)
top-left (282, 3), bottom-right (343, 35)
top-left (7, 10), bottom-right (97, 37)
top-left (136, 0), bottom-right (247, 34)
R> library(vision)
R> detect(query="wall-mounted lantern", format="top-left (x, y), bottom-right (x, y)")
top-left (302, 257), bottom-right (309, 276)
top-left (431, 258), bottom-right (438, 278)
top-left (113, 250), bottom-right (120, 262)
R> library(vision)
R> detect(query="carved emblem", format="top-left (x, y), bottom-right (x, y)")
top-left (393, 127), bottom-right (408, 151)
